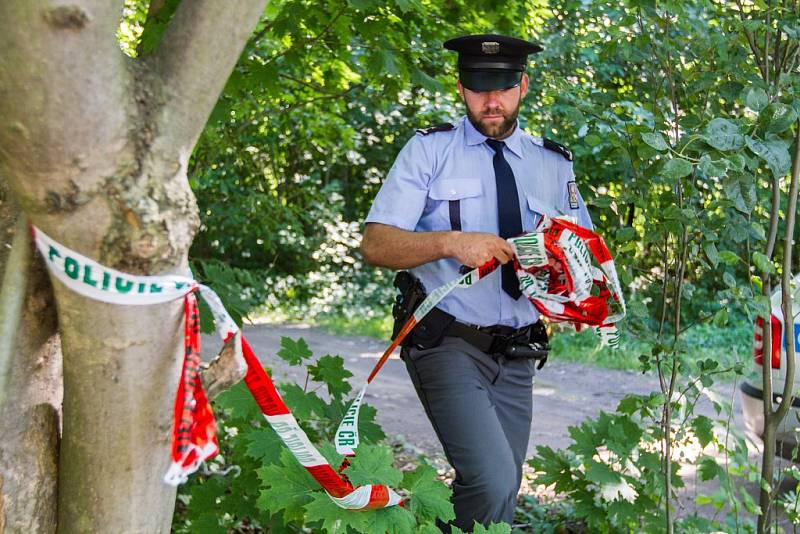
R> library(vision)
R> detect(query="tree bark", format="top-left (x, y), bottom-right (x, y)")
top-left (0, 192), bottom-right (62, 534)
top-left (0, 1), bottom-right (267, 531)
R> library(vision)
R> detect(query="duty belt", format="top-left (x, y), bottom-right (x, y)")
top-left (445, 318), bottom-right (550, 368)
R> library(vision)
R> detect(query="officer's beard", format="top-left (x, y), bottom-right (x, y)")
top-left (466, 97), bottom-right (521, 140)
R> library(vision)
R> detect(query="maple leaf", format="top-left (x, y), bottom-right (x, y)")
top-left (188, 512), bottom-right (227, 534)
top-left (401, 462), bottom-right (455, 524)
top-left (186, 476), bottom-right (224, 512)
top-left (242, 425), bottom-right (284, 466)
top-left (276, 336), bottom-right (313, 365)
top-left (302, 491), bottom-right (370, 534)
top-left (418, 522), bottom-right (443, 534)
top-left (215, 380), bottom-right (260, 420)
top-left (358, 403), bottom-right (386, 443)
top-left (256, 449), bottom-right (319, 524)
top-left (452, 522), bottom-right (512, 534)
top-left (473, 522), bottom-right (512, 534)
top-left (308, 354), bottom-right (353, 398)
top-left (280, 382), bottom-right (328, 420)
top-left (318, 442), bottom-right (345, 468)
top-left (365, 505), bottom-right (417, 534)
top-left (343, 443), bottom-right (403, 487)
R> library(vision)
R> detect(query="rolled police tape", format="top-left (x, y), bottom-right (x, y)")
top-left (336, 216), bottom-right (626, 454)
top-left (30, 225), bottom-right (401, 510)
top-left (511, 215), bottom-right (627, 346)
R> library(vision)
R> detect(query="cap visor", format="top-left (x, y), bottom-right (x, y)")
top-left (460, 70), bottom-right (522, 92)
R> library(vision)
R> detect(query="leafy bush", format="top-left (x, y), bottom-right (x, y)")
top-left (529, 383), bottom-right (758, 534)
top-left (172, 336), bottom-right (460, 533)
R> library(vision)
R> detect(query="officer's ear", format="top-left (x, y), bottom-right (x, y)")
top-left (520, 73), bottom-right (529, 98)
top-left (456, 79), bottom-right (465, 102)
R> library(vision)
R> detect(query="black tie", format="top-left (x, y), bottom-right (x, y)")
top-left (486, 138), bottom-right (523, 300)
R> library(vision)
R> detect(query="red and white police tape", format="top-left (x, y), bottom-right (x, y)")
top-left (32, 215), bottom-right (625, 509)
top-left (31, 225), bottom-right (401, 510)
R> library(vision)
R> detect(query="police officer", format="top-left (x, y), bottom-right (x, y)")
top-left (360, 34), bottom-right (592, 531)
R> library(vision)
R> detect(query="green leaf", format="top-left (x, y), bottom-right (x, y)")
top-left (662, 158), bottom-right (693, 179)
top-left (616, 226), bottom-right (636, 242)
top-left (753, 251), bottom-right (776, 274)
top-left (704, 118), bottom-right (745, 151)
top-left (188, 513), bottom-right (227, 534)
top-left (276, 336), bottom-right (313, 365)
top-left (280, 383), bottom-right (328, 420)
top-left (703, 242), bottom-right (720, 268)
top-left (641, 132), bottom-right (669, 151)
top-left (696, 495), bottom-right (714, 506)
top-left (584, 133), bottom-right (602, 147)
top-left (411, 68), bottom-right (443, 93)
top-left (760, 102), bottom-right (798, 133)
top-left (216, 380), bottom-right (260, 420)
top-left (585, 460), bottom-right (621, 485)
top-left (256, 449), bottom-right (319, 523)
top-left (419, 523), bottom-right (443, 534)
top-left (380, 50), bottom-right (401, 76)
top-left (592, 196), bottom-right (614, 208)
top-left (302, 491), bottom-right (371, 534)
top-left (346, 0), bottom-right (378, 9)
top-left (358, 403), bottom-right (387, 443)
top-left (472, 523), bottom-right (513, 534)
top-left (402, 462), bottom-right (455, 523)
top-left (723, 271), bottom-right (737, 288)
top-left (718, 250), bottom-right (740, 266)
top-left (691, 415), bottom-right (715, 448)
top-left (712, 307), bottom-right (729, 328)
top-left (746, 87), bottom-right (769, 112)
top-left (746, 136), bottom-right (792, 178)
top-left (243, 426), bottom-right (284, 465)
top-left (698, 155), bottom-right (727, 178)
top-left (697, 456), bottom-right (724, 481)
top-left (365, 506), bottom-right (417, 534)
top-left (309, 355), bottom-right (353, 398)
top-left (344, 443), bottom-right (403, 486)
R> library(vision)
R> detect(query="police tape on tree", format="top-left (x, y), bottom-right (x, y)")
top-left (31, 212), bottom-right (624, 514)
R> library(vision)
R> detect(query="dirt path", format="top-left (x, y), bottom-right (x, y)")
top-left (205, 323), bottom-right (745, 458)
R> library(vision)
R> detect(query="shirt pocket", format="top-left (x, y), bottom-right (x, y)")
top-left (425, 179), bottom-right (484, 231)
top-left (524, 194), bottom-right (558, 231)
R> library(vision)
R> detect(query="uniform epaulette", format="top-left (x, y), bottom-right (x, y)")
top-left (416, 122), bottom-right (455, 136)
top-left (543, 138), bottom-right (573, 161)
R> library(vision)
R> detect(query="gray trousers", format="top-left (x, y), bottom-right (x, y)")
top-left (403, 336), bottom-right (535, 532)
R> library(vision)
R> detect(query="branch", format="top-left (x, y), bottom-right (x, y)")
top-left (772, 121), bottom-right (800, 425)
top-left (0, 217), bottom-right (31, 409)
top-left (149, 0), bottom-right (268, 154)
top-left (200, 332), bottom-right (247, 401)
top-left (735, 0), bottom-right (769, 81)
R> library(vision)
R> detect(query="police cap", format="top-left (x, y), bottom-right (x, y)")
top-left (443, 34), bottom-right (543, 92)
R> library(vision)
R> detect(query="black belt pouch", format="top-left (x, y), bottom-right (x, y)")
top-left (410, 307), bottom-right (455, 350)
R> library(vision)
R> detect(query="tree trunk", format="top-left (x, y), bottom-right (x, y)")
top-left (0, 1), bottom-right (267, 531)
top-left (0, 192), bottom-right (61, 533)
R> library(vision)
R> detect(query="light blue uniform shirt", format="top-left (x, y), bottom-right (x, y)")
top-left (365, 116), bottom-right (593, 328)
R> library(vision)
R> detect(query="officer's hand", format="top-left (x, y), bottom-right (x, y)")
top-left (449, 232), bottom-right (515, 267)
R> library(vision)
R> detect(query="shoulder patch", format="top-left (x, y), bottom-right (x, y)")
top-left (543, 138), bottom-right (573, 161)
top-left (416, 122), bottom-right (455, 136)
